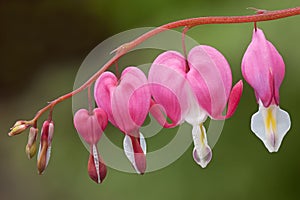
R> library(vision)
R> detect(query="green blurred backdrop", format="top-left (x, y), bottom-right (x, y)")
top-left (1, 0), bottom-right (299, 199)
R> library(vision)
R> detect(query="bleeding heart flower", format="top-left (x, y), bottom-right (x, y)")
top-left (74, 108), bottom-right (108, 183)
top-left (242, 28), bottom-right (291, 152)
top-left (94, 67), bottom-right (151, 174)
top-left (149, 45), bottom-right (243, 168)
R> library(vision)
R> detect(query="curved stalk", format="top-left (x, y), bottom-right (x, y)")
top-left (28, 7), bottom-right (300, 124)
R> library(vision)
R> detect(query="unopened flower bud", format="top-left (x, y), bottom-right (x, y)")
top-left (37, 120), bottom-right (54, 174)
top-left (8, 120), bottom-right (29, 136)
top-left (26, 127), bottom-right (38, 159)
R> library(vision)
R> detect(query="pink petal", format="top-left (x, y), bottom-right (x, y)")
top-left (73, 108), bottom-right (107, 145)
top-left (266, 40), bottom-right (285, 105)
top-left (94, 72), bottom-right (118, 126)
top-left (187, 45), bottom-right (232, 118)
top-left (95, 67), bottom-right (150, 135)
top-left (124, 67), bottom-right (151, 128)
top-left (111, 67), bottom-right (150, 134)
top-left (148, 51), bottom-right (191, 127)
top-left (149, 101), bottom-right (177, 128)
top-left (242, 28), bottom-right (285, 107)
top-left (224, 80), bottom-right (243, 119)
top-left (94, 108), bottom-right (109, 132)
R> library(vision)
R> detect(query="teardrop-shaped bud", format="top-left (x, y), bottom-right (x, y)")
top-left (8, 120), bottom-right (30, 136)
top-left (37, 120), bottom-right (54, 174)
top-left (26, 127), bottom-right (38, 159)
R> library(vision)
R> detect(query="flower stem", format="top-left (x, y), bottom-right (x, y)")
top-left (29, 7), bottom-right (300, 123)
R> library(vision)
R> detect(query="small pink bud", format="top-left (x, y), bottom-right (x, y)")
top-left (37, 120), bottom-right (54, 174)
top-left (26, 127), bottom-right (38, 159)
top-left (8, 120), bottom-right (30, 136)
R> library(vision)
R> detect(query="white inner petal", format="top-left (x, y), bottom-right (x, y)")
top-left (251, 102), bottom-right (291, 152)
top-left (185, 97), bottom-right (207, 125)
top-left (123, 134), bottom-right (139, 174)
top-left (92, 144), bottom-right (101, 183)
top-left (123, 133), bottom-right (147, 174)
top-left (139, 132), bottom-right (147, 155)
top-left (191, 124), bottom-right (212, 168)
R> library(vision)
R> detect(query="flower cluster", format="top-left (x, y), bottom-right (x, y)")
top-left (8, 27), bottom-right (291, 184)
top-left (74, 27), bottom-right (290, 183)
top-left (9, 119), bottom-right (54, 175)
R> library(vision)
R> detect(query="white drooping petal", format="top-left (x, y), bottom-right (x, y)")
top-left (251, 103), bottom-right (291, 152)
top-left (139, 132), bottom-right (147, 154)
top-left (184, 97), bottom-right (211, 168)
top-left (123, 135), bottom-right (135, 169)
top-left (92, 144), bottom-right (101, 183)
top-left (192, 124), bottom-right (212, 168)
top-left (123, 132), bottom-right (147, 174)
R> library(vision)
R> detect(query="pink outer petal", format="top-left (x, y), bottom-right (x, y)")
top-left (187, 45), bottom-right (232, 118)
top-left (95, 67), bottom-right (150, 135)
top-left (73, 108), bottom-right (108, 145)
top-left (267, 40), bottom-right (285, 105)
top-left (124, 67), bottom-right (151, 129)
top-left (148, 51), bottom-right (191, 127)
top-left (149, 101), bottom-right (177, 128)
top-left (94, 72), bottom-right (118, 126)
top-left (224, 80), bottom-right (243, 119)
top-left (94, 108), bottom-right (109, 131)
top-left (241, 28), bottom-right (285, 107)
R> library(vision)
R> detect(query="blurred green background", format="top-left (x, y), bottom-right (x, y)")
top-left (1, 0), bottom-right (299, 199)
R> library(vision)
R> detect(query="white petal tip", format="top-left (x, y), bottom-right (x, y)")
top-left (265, 145), bottom-right (278, 153)
top-left (193, 147), bottom-right (212, 168)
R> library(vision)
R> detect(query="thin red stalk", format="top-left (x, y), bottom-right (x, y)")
top-left (29, 7), bottom-right (300, 124)
top-left (181, 26), bottom-right (189, 59)
top-left (88, 86), bottom-right (93, 115)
